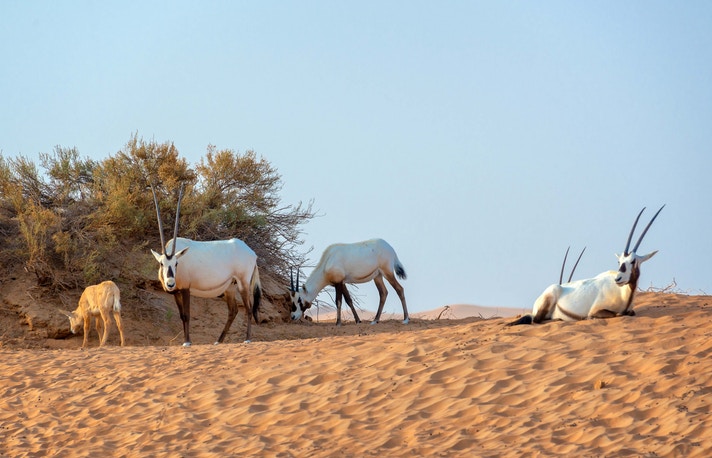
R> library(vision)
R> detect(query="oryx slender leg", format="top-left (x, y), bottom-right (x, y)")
top-left (113, 310), bottom-right (125, 346)
top-left (82, 315), bottom-right (91, 348)
top-left (532, 285), bottom-right (560, 324)
top-left (371, 274), bottom-right (389, 324)
top-left (251, 288), bottom-right (259, 325)
top-left (217, 288), bottom-right (240, 344)
top-left (236, 282), bottom-right (254, 342)
top-left (334, 282), bottom-right (345, 326)
top-left (590, 309), bottom-right (618, 319)
top-left (341, 285), bottom-right (361, 323)
top-left (383, 269), bottom-right (409, 324)
top-left (174, 289), bottom-right (192, 346)
top-left (533, 297), bottom-right (553, 323)
top-left (99, 311), bottom-right (112, 347)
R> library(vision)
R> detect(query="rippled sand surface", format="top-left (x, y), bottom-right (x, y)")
top-left (2, 292), bottom-right (711, 457)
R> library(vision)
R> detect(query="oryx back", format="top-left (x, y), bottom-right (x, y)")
top-left (168, 237), bottom-right (258, 298)
top-left (548, 272), bottom-right (621, 321)
top-left (321, 238), bottom-right (401, 284)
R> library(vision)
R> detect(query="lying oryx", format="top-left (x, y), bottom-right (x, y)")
top-left (289, 238), bottom-right (409, 325)
top-left (151, 184), bottom-right (261, 346)
top-left (61, 280), bottom-right (125, 348)
top-left (509, 205), bottom-right (664, 325)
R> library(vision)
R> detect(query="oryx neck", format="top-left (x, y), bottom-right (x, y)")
top-left (623, 265), bottom-right (641, 313)
top-left (303, 266), bottom-right (329, 303)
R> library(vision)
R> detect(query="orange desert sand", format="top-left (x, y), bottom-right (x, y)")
top-left (1, 292), bottom-right (711, 457)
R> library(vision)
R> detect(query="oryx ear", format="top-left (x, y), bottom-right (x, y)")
top-left (637, 250), bottom-right (659, 264)
top-left (151, 249), bottom-right (162, 262)
top-left (175, 247), bottom-right (189, 258)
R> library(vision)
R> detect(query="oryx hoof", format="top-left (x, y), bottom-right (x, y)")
top-left (243, 339), bottom-right (252, 344)
top-left (403, 318), bottom-right (410, 325)
top-left (182, 342), bottom-right (192, 347)
top-left (213, 341), bottom-right (220, 346)
top-left (370, 320), bottom-right (379, 325)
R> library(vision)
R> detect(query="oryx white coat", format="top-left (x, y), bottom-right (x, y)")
top-left (289, 238), bottom-right (409, 325)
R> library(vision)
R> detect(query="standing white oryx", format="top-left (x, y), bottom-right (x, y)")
top-left (289, 238), bottom-right (409, 325)
top-left (509, 205), bottom-right (664, 325)
top-left (150, 184), bottom-right (262, 346)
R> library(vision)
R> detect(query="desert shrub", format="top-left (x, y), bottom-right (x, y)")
top-left (0, 134), bottom-right (314, 296)
top-left (192, 145), bottom-right (312, 275)
top-left (1, 153), bottom-right (60, 285)
top-left (17, 201), bottom-right (60, 285)
top-left (40, 147), bottom-right (96, 204)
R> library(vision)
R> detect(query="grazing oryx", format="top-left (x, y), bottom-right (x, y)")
top-left (61, 280), bottom-right (125, 348)
top-left (508, 205), bottom-right (664, 326)
top-left (150, 185), bottom-right (261, 346)
top-left (289, 238), bottom-right (409, 325)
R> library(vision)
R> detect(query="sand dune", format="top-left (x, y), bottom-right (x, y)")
top-left (1, 292), bottom-right (711, 456)
top-left (306, 303), bottom-right (527, 322)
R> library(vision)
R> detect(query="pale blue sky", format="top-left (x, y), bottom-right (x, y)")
top-left (2, 1), bottom-right (711, 314)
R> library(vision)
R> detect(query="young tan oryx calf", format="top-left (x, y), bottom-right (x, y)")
top-left (62, 281), bottom-right (125, 348)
